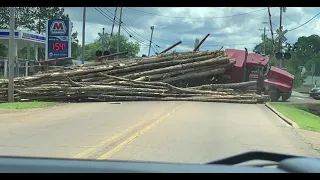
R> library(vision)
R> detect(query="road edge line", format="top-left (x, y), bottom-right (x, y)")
top-left (265, 102), bottom-right (300, 128)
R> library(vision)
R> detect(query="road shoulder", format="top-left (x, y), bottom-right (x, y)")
top-left (265, 102), bottom-right (320, 154)
top-left (294, 129), bottom-right (320, 153)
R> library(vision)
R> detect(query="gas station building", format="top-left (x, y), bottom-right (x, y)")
top-left (0, 29), bottom-right (46, 77)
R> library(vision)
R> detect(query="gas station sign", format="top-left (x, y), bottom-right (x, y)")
top-left (45, 19), bottom-right (72, 60)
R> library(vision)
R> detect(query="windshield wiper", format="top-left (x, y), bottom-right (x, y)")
top-left (206, 151), bottom-right (302, 165)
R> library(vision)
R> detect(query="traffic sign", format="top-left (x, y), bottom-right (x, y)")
top-left (45, 19), bottom-right (72, 60)
top-left (275, 29), bottom-right (288, 42)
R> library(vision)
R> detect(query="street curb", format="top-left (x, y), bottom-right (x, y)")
top-left (265, 103), bottom-right (300, 128)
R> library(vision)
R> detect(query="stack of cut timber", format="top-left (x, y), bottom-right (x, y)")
top-left (0, 50), bottom-right (269, 104)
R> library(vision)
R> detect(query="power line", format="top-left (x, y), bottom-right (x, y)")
top-left (283, 13), bottom-right (320, 33)
top-left (103, 7), bottom-right (116, 17)
top-left (94, 7), bottom-right (263, 51)
top-left (100, 7), bottom-right (155, 45)
top-left (94, 7), bottom-right (150, 45)
top-left (121, 7), bottom-right (269, 42)
top-left (122, 8), bottom-right (150, 42)
top-left (121, 26), bottom-right (150, 45)
top-left (104, 7), bottom-right (161, 47)
top-left (94, 7), bottom-right (118, 25)
top-left (126, 7), bottom-right (267, 19)
top-left (288, 12), bottom-right (320, 31)
top-left (123, 7), bottom-right (269, 43)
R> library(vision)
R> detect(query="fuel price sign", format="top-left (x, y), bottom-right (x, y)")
top-left (45, 19), bottom-right (72, 60)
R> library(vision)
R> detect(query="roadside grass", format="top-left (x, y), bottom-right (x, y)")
top-left (270, 103), bottom-right (320, 133)
top-left (0, 101), bottom-right (58, 109)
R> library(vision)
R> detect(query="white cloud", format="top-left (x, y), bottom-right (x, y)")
top-left (65, 7), bottom-right (320, 56)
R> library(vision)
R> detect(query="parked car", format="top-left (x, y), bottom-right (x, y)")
top-left (309, 87), bottom-right (320, 100)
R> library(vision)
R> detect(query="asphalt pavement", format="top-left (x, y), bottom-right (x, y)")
top-left (288, 91), bottom-right (319, 103)
top-left (0, 101), bottom-right (318, 164)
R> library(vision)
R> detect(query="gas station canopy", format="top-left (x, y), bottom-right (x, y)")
top-left (0, 29), bottom-right (46, 60)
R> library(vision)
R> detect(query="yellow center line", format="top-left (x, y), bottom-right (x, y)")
top-left (73, 103), bottom-right (179, 159)
top-left (96, 104), bottom-right (182, 160)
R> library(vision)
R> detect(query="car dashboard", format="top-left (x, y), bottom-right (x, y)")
top-left (0, 151), bottom-right (319, 173)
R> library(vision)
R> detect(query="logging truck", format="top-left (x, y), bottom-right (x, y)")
top-left (221, 49), bottom-right (294, 102)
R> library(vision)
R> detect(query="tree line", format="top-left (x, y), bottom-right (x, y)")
top-left (0, 7), bottom-right (140, 61)
top-left (253, 34), bottom-right (320, 87)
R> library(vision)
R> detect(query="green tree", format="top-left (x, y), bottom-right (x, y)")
top-left (253, 35), bottom-right (279, 56)
top-left (23, 7), bottom-right (69, 34)
top-left (0, 7), bottom-right (34, 29)
top-left (0, 7), bottom-right (34, 57)
top-left (85, 35), bottom-right (140, 61)
top-left (253, 35), bottom-right (307, 88)
top-left (71, 31), bottom-right (81, 59)
top-left (293, 35), bottom-right (320, 75)
top-left (0, 7), bottom-right (80, 60)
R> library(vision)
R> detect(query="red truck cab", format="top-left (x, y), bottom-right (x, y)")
top-left (223, 49), bottom-right (295, 102)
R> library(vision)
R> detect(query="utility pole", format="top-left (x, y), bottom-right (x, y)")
top-left (8, 7), bottom-right (15, 102)
top-left (194, 38), bottom-right (200, 51)
top-left (262, 21), bottom-right (268, 55)
top-left (148, 26), bottom-right (155, 56)
top-left (110, 7), bottom-right (118, 37)
top-left (81, 7), bottom-right (86, 64)
top-left (279, 7), bottom-right (283, 68)
top-left (263, 27), bottom-right (266, 55)
top-left (259, 22), bottom-right (269, 55)
top-left (116, 7), bottom-right (123, 59)
top-left (108, 7), bottom-right (118, 50)
top-left (102, 28), bottom-right (105, 51)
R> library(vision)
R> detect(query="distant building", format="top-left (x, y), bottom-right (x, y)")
top-left (303, 76), bottom-right (320, 86)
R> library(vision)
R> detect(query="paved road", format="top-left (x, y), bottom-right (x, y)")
top-left (0, 102), bottom-right (319, 164)
top-left (287, 91), bottom-right (319, 103)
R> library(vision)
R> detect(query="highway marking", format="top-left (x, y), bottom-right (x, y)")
top-left (73, 120), bottom-right (148, 158)
top-left (73, 103), bottom-right (180, 159)
top-left (96, 104), bottom-right (182, 160)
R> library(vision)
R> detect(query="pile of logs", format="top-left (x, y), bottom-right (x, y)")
top-left (0, 50), bottom-right (270, 104)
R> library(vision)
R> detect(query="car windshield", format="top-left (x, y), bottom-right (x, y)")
top-left (0, 7), bottom-right (319, 165)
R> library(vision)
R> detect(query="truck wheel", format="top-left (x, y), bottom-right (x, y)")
top-left (267, 88), bottom-right (280, 102)
top-left (281, 94), bottom-right (291, 101)
top-left (281, 93), bottom-right (291, 101)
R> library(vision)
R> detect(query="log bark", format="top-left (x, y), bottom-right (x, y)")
top-left (104, 53), bottom-right (222, 76)
top-left (22, 85), bottom-right (168, 93)
top-left (162, 68), bottom-right (226, 83)
top-left (122, 56), bottom-right (230, 79)
top-left (98, 73), bottom-right (234, 95)
top-left (190, 81), bottom-right (257, 90)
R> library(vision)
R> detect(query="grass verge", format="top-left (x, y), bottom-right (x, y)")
top-left (0, 101), bottom-right (58, 109)
top-left (270, 103), bottom-right (320, 133)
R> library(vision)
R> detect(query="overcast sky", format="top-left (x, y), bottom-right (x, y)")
top-left (64, 7), bottom-right (320, 56)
